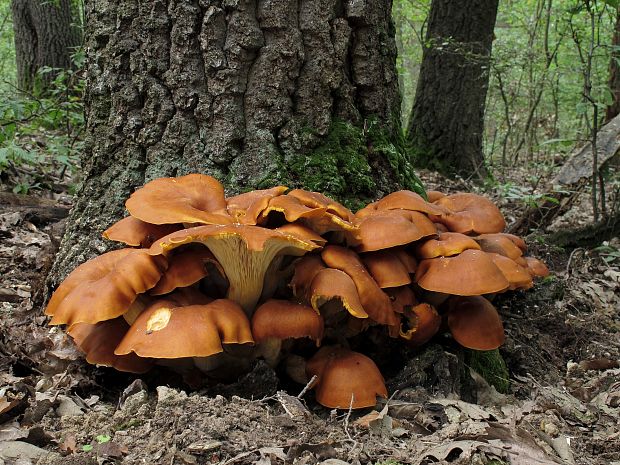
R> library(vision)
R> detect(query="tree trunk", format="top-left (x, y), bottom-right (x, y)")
top-left (46, 0), bottom-right (417, 290)
top-left (11, 0), bottom-right (82, 93)
top-left (406, 0), bottom-right (498, 179)
top-left (606, 6), bottom-right (620, 122)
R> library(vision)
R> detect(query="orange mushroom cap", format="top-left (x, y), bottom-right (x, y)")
top-left (386, 286), bottom-right (417, 314)
top-left (291, 255), bottom-right (326, 300)
top-left (115, 298), bottom-right (253, 359)
top-left (415, 249), bottom-right (510, 296)
top-left (46, 249), bottom-right (167, 326)
top-left (103, 217), bottom-right (181, 248)
top-left (475, 233), bottom-right (525, 261)
top-left (275, 223), bottom-right (327, 246)
top-left (399, 303), bottom-right (441, 347)
top-left (68, 318), bottom-right (154, 373)
top-left (361, 250), bottom-right (412, 288)
top-left (150, 245), bottom-right (223, 295)
top-left (321, 246), bottom-right (399, 327)
top-left (487, 253), bottom-right (533, 290)
top-left (525, 256), bottom-right (550, 277)
top-left (308, 268), bottom-right (369, 319)
top-left (348, 210), bottom-right (437, 252)
top-left (432, 193), bottom-right (506, 235)
top-left (414, 232), bottom-right (481, 259)
top-left (355, 190), bottom-right (446, 218)
top-left (447, 296), bottom-right (505, 350)
top-left (426, 190), bottom-right (446, 202)
top-left (226, 186), bottom-right (288, 224)
top-left (251, 299), bottom-right (324, 345)
top-left (287, 189), bottom-right (355, 222)
top-left (149, 224), bottom-right (319, 315)
top-left (392, 247), bottom-right (418, 274)
top-left (306, 346), bottom-right (388, 409)
top-left (125, 174), bottom-right (233, 225)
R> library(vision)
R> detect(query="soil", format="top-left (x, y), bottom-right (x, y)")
top-left (0, 171), bottom-right (618, 465)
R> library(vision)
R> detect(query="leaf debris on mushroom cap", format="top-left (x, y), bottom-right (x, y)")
top-left (126, 174), bottom-right (233, 225)
top-left (415, 249), bottom-right (510, 296)
top-left (68, 318), bottom-right (154, 373)
top-left (115, 298), bottom-right (253, 359)
top-left (252, 299), bottom-right (324, 344)
top-left (447, 296), bottom-right (505, 350)
top-left (432, 193), bottom-right (506, 235)
top-left (306, 346), bottom-right (387, 409)
top-left (149, 224), bottom-right (320, 314)
top-left (348, 210), bottom-right (437, 252)
top-left (103, 217), bottom-right (181, 248)
top-left (308, 268), bottom-right (369, 319)
top-left (321, 246), bottom-right (399, 327)
top-left (415, 232), bottom-right (481, 259)
top-left (361, 250), bottom-right (412, 288)
top-left (47, 249), bottom-right (167, 326)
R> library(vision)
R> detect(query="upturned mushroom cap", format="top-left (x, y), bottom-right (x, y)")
top-left (149, 225), bottom-right (320, 315)
top-left (361, 250), bottom-right (412, 288)
top-left (348, 210), bottom-right (437, 252)
top-left (68, 318), bottom-right (154, 373)
top-left (487, 253), bottom-right (533, 290)
top-left (355, 190), bottom-right (446, 218)
top-left (103, 217), bottom-right (181, 248)
top-left (321, 246), bottom-right (399, 327)
top-left (399, 303), bottom-right (441, 346)
top-left (252, 299), bottom-right (324, 344)
top-left (46, 249), bottom-right (167, 326)
top-left (525, 257), bottom-right (550, 277)
top-left (226, 186), bottom-right (288, 224)
top-left (288, 189), bottom-right (354, 222)
top-left (306, 346), bottom-right (388, 409)
top-left (259, 195), bottom-right (328, 224)
top-left (414, 232), bottom-right (481, 259)
top-left (475, 234), bottom-right (524, 261)
top-left (415, 249), bottom-right (510, 296)
top-left (432, 193), bottom-right (506, 235)
top-left (308, 268), bottom-right (368, 319)
top-left (275, 223), bottom-right (327, 246)
top-left (150, 245), bottom-right (223, 295)
top-left (447, 296), bottom-right (505, 350)
top-left (125, 174), bottom-right (233, 225)
top-left (115, 298), bottom-right (253, 358)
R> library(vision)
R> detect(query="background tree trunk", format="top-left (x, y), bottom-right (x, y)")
top-left (11, 0), bottom-right (82, 93)
top-left (47, 0), bottom-right (417, 290)
top-left (406, 0), bottom-right (498, 179)
top-left (605, 5), bottom-right (620, 122)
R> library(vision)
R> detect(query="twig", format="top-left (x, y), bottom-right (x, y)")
top-left (297, 375), bottom-right (317, 399)
top-left (566, 248), bottom-right (584, 275)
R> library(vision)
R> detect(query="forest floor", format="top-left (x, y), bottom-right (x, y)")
top-left (0, 170), bottom-right (618, 465)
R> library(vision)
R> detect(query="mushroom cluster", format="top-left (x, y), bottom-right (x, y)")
top-left (46, 175), bottom-right (549, 409)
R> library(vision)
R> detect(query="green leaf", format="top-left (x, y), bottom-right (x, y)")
top-left (96, 434), bottom-right (111, 444)
top-left (82, 445), bottom-right (93, 452)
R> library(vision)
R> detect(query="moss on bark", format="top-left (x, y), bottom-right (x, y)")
top-left (466, 348), bottom-right (510, 394)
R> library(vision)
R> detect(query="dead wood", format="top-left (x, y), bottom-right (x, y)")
top-left (0, 192), bottom-right (69, 225)
top-left (510, 113), bottom-right (620, 235)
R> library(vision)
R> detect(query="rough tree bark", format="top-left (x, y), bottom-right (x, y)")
top-left (605, 5), bottom-right (620, 122)
top-left (407, 0), bottom-right (498, 179)
top-left (47, 0), bottom-right (418, 289)
top-left (11, 0), bottom-right (82, 92)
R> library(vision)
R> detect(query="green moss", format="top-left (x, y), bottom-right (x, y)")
top-left (279, 119), bottom-right (425, 209)
top-left (466, 349), bottom-right (510, 394)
